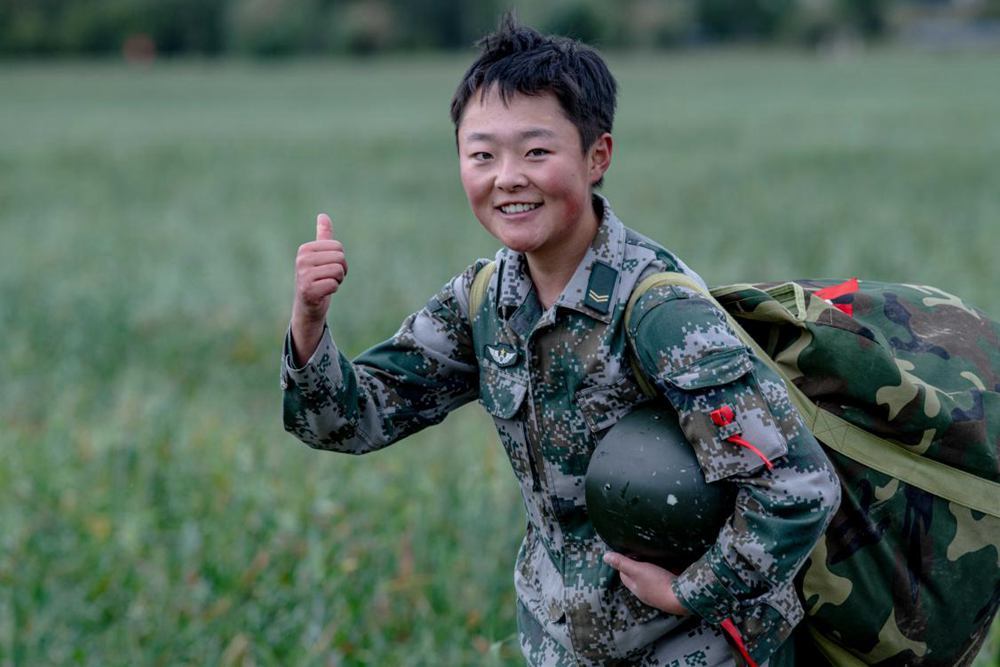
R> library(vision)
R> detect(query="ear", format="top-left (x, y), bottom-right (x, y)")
top-left (588, 133), bottom-right (613, 185)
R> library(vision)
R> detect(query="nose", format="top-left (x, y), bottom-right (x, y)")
top-left (495, 157), bottom-right (528, 191)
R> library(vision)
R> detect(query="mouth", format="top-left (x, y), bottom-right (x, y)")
top-left (497, 202), bottom-right (542, 215)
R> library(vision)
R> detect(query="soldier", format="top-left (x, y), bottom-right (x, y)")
top-left (281, 14), bottom-right (841, 667)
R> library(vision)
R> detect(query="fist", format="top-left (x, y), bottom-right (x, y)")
top-left (293, 213), bottom-right (348, 325)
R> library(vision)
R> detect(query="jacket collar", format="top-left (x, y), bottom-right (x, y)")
top-left (495, 194), bottom-right (625, 325)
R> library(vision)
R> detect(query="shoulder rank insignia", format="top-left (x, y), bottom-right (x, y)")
top-left (485, 343), bottom-right (519, 368)
top-left (584, 260), bottom-right (618, 314)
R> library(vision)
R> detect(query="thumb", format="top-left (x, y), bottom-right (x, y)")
top-left (316, 213), bottom-right (333, 241)
top-left (603, 552), bottom-right (631, 574)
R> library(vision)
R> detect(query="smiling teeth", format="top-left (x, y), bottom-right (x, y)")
top-left (501, 203), bottom-right (540, 214)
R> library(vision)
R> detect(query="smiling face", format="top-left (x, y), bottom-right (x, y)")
top-left (457, 87), bottom-right (612, 268)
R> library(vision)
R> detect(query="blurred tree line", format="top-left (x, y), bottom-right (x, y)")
top-left (2, 0), bottom-right (999, 56)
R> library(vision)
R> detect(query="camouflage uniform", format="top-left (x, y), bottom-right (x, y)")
top-left (281, 196), bottom-right (841, 666)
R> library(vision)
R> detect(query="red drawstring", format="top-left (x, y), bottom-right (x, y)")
top-left (709, 407), bottom-right (775, 470)
top-left (726, 435), bottom-right (774, 470)
top-left (720, 618), bottom-right (758, 667)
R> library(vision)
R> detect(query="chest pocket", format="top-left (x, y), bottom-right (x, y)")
top-left (478, 361), bottom-right (528, 419)
top-left (576, 374), bottom-right (651, 439)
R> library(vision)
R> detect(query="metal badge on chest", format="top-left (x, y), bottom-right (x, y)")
top-left (485, 343), bottom-right (519, 368)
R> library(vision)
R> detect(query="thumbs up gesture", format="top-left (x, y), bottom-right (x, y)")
top-left (290, 213), bottom-right (348, 362)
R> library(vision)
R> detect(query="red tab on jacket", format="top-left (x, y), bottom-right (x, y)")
top-left (710, 405), bottom-right (775, 470)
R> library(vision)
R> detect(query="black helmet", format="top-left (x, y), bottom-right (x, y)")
top-left (585, 402), bottom-right (736, 571)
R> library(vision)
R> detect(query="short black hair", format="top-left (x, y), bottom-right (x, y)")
top-left (450, 12), bottom-right (617, 156)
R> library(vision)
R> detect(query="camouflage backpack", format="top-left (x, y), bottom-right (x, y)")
top-left (623, 272), bottom-right (1000, 667)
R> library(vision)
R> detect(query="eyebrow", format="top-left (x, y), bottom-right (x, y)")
top-left (465, 128), bottom-right (557, 142)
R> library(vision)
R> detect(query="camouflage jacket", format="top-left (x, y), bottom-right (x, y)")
top-left (281, 197), bottom-right (841, 666)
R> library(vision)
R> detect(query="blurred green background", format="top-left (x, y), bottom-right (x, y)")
top-left (3, 0), bottom-right (1000, 57)
top-left (2, 2), bottom-right (1000, 666)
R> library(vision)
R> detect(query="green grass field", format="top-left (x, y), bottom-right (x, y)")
top-left (2, 51), bottom-right (998, 665)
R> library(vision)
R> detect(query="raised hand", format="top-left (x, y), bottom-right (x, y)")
top-left (290, 213), bottom-right (348, 364)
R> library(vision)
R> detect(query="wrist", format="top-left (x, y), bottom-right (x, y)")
top-left (291, 298), bottom-right (327, 327)
top-left (290, 314), bottom-right (326, 366)
top-left (666, 579), bottom-right (692, 616)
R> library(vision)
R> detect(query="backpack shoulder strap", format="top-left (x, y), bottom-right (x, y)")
top-left (625, 271), bottom-right (707, 328)
top-left (468, 260), bottom-right (496, 324)
top-left (626, 271), bottom-right (1000, 518)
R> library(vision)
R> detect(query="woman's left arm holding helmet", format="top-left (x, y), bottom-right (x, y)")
top-left (620, 284), bottom-right (842, 663)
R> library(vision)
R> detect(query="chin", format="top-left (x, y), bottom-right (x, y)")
top-left (496, 231), bottom-right (542, 254)
top-left (498, 239), bottom-right (534, 254)
top-left (480, 223), bottom-right (535, 253)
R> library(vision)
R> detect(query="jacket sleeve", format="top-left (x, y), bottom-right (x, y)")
top-left (627, 283), bottom-right (841, 663)
top-left (280, 262), bottom-right (484, 453)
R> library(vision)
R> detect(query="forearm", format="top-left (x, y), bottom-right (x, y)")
top-left (671, 429), bottom-right (840, 664)
top-left (282, 265), bottom-right (483, 453)
top-left (290, 304), bottom-right (326, 368)
top-left (282, 325), bottom-right (386, 452)
top-left (672, 444), bottom-right (840, 618)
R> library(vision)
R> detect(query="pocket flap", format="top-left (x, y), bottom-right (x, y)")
top-left (479, 365), bottom-right (528, 419)
top-left (664, 347), bottom-right (753, 390)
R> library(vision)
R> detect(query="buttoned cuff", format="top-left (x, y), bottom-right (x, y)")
top-left (280, 324), bottom-right (336, 390)
top-left (671, 548), bottom-right (748, 624)
top-left (673, 549), bottom-right (804, 664)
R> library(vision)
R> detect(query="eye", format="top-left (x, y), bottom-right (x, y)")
top-left (526, 148), bottom-right (550, 158)
top-left (471, 151), bottom-right (493, 161)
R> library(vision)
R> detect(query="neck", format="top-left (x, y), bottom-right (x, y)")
top-left (526, 203), bottom-right (601, 310)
